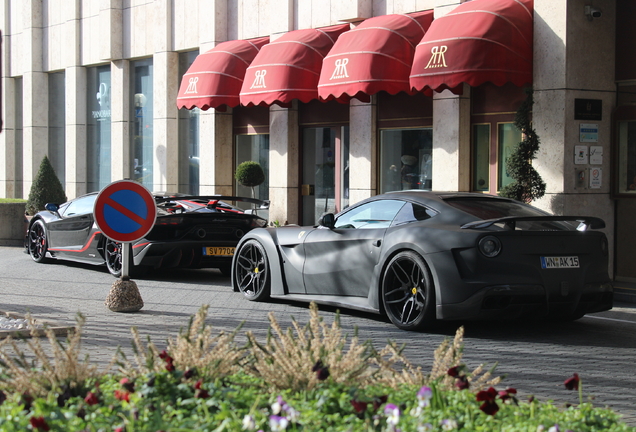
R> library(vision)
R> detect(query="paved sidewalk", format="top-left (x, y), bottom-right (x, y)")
top-left (1, 246), bottom-right (635, 426)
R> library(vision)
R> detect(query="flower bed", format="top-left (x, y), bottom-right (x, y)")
top-left (0, 304), bottom-right (632, 431)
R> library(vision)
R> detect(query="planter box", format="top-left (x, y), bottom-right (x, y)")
top-left (0, 203), bottom-right (28, 246)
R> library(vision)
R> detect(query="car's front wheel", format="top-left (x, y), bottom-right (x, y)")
top-left (381, 251), bottom-right (435, 331)
top-left (28, 220), bottom-right (49, 263)
top-left (233, 239), bottom-right (270, 301)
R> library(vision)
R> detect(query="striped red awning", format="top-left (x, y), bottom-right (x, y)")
top-left (410, 0), bottom-right (533, 95)
top-left (239, 24), bottom-right (350, 107)
top-left (176, 37), bottom-right (269, 111)
top-left (318, 11), bottom-right (433, 103)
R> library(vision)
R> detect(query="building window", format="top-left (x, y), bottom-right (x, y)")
top-left (379, 128), bottom-right (433, 193)
top-left (178, 51), bottom-right (199, 194)
top-left (131, 59), bottom-right (153, 190)
top-left (470, 122), bottom-right (521, 193)
top-left (617, 120), bottom-right (636, 192)
top-left (87, 65), bottom-right (111, 192)
top-left (235, 134), bottom-right (269, 202)
top-left (15, 77), bottom-right (24, 198)
top-left (49, 71), bottom-right (65, 188)
top-left (472, 124), bottom-right (490, 192)
top-left (498, 123), bottom-right (522, 190)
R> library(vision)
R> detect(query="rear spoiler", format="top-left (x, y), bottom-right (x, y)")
top-left (461, 216), bottom-right (605, 230)
top-left (154, 195), bottom-right (270, 209)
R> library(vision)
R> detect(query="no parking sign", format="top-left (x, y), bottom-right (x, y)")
top-left (94, 180), bottom-right (157, 243)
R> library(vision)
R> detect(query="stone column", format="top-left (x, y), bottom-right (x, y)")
top-left (64, 1), bottom-right (86, 199)
top-left (532, 0), bottom-right (616, 271)
top-left (153, 0), bottom-right (178, 193)
top-left (198, 109), bottom-right (233, 195)
top-left (65, 67), bottom-right (87, 199)
top-left (349, 97), bottom-right (377, 204)
top-left (0, 75), bottom-right (17, 198)
top-left (22, 0), bottom-right (48, 197)
top-left (432, 86), bottom-right (471, 192)
top-left (269, 102), bottom-right (300, 225)
top-left (111, 60), bottom-right (131, 182)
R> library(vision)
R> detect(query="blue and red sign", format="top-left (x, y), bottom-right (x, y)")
top-left (94, 180), bottom-right (157, 243)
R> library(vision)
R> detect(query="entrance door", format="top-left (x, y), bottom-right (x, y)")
top-left (301, 126), bottom-right (349, 226)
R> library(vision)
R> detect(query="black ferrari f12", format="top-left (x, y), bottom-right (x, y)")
top-left (25, 193), bottom-right (269, 277)
top-left (232, 191), bottom-right (612, 330)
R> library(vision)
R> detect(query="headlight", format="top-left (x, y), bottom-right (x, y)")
top-left (479, 236), bottom-right (502, 258)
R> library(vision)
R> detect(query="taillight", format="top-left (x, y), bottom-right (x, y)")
top-left (479, 236), bottom-right (502, 258)
top-left (156, 217), bottom-right (183, 226)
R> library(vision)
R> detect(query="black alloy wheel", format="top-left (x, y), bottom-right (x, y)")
top-left (381, 251), bottom-right (435, 331)
top-left (234, 239), bottom-right (270, 301)
top-left (28, 220), bottom-right (49, 263)
top-left (105, 239), bottom-right (123, 277)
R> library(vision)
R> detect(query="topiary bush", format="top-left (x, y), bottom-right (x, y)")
top-left (235, 161), bottom-right (265, 198)
top-left (499, 88), bottom-right (546, 203)
top-left (25, 155), bottom-right (67, 215)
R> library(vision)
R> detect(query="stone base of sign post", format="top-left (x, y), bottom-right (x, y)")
top-left (105, 277), bottom-right (144, 312)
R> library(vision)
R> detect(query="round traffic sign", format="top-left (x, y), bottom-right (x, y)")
top-left (94, 180), bottom-right (157, 242)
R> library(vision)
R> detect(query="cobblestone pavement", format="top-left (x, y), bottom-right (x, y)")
top-left (1, 246), bottom-right (635, 425)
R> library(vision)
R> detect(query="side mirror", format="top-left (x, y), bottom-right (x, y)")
top-left (318, 213), bottom-right (335, 229)
top-left (45, 203), bottom-right (59, 213)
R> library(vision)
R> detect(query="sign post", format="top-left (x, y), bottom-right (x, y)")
top-left (93, 180), bottom-right (156, 312)
top-left (94, 180), bottom-right (156, 278)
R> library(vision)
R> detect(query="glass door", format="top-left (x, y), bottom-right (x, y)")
top-left (301, 126), bottom-right (349, 226)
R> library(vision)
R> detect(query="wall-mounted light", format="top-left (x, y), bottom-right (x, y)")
top-left (585, 5), bottom-right (602, 21)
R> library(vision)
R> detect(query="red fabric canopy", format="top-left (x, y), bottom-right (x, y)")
top-left (410, 0), bottom-right (533, 95)
top-left (318, 11), bottom-right (433, 103)
top-left (239, 24), bottom-right (350, 107)
top-left (176, 37), bottom-right (269, 111)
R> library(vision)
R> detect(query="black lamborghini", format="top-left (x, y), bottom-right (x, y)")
top-left (25, 193), bottom-right (269, 277)
top-left (231, 191), bottom-right (612, 330)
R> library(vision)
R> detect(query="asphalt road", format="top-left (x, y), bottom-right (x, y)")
top-left (1, 245), bottom-right (635, 425)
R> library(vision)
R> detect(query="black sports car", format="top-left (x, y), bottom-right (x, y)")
top-left (25, 193), bottom-right (269, 277)
top-left (231, 191), bottom-right (612, 330)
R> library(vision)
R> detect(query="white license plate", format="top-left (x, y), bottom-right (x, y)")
top-left (203, 247), bottom-right (235, 256)
top-left (540, 256), bottom-right (579, 269)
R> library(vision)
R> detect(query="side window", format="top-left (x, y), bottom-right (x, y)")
top-left (62, 195), bottom-right (96, 217)
top-left (391, 202), bottom-right (437, 226)
top-left (335, 199), bottom-right (405, 229)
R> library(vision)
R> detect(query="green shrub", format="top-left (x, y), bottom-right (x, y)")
top-left (25, 156), bottom-right (67, 215)
top-left (235, 161), bottom-right (265, 188)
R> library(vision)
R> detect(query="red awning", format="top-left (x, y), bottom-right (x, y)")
top-left (239, 24), bottom-right (350, 107)
top-left (318, 11), bottom-right (433, 103)
top-left (176, 36), bottom-right (269, 111)
top-left (410, 0), bottom-right (533, 95)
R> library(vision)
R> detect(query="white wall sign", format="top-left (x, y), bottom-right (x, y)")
top-left (574, 145), bottom-right (588, 164)
top-left (589, 167), bottom-right (602, 189)
top-left (589, 146), bottom-right (603, 164)
top-left (580, 123), bottom-right (599, 142)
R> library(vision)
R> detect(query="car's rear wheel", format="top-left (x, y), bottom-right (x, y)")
top-left (234, 239), bottom-right (270, 301)
top-left (105, 240), bottom-right (147, 278)
top-left (28, 220), bottom-right (49, 263)
top-left (381, 251), bottom-right (435, 331)
top-left (105, 239), bottom-right (123, 277)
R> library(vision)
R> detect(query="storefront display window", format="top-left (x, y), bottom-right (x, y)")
top-left (87, 65), bottom-right (111, 192)
top-left (131, 59), bottom-right (153, 190)
top-left (178, 51), bottom-right (200, 194)
top-left (235, 134), bottom-right (270, 202)
top-left (470, 122), bottom-right (521, 193)
top-left (379, 128), bottom-right (433, 193)
top-left (49, 72), bottom-right (65, 188)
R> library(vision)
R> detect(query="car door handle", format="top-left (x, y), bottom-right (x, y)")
top-left (372, 239), bottom-right (382, 247)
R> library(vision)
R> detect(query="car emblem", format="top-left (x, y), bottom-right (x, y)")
top-left (298, 231), bottom-right (305, 239)
top-left (411, 287), bottom-right (417, 295)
